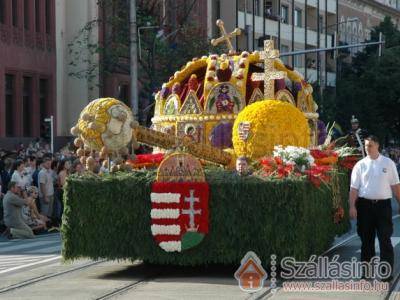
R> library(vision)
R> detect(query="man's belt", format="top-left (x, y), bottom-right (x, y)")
top-left (358, 197), bottom-right (391, 204)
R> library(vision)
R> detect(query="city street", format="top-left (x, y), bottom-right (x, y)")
top-left (1, 0), bottom-right (400, 299)
top-left (1, 200), bottom-right (400, 299)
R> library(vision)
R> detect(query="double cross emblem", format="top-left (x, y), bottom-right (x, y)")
top-left (251, 40), bottom-right (286, 99)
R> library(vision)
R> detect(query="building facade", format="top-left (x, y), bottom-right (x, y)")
top-left (55, 0), bottom-right (99, 137)
top-left (0, 0), bottom-right (56, 143)
top-left (207, 0), bottom-right (400, 87)
top-left (338, 0), bottom-right (400, 55)
top-left (1, 0), bottom-right (400, 145)
top-left (208, 0), bottom-right (338, 87)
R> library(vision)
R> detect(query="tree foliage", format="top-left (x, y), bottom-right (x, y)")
top-left (68, 0), bottom-right (226, 124)
top-left (320, 17), bottom-right (400, 143)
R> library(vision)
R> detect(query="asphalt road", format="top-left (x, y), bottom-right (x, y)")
top-left (1, 199), bottom-right (400, 299)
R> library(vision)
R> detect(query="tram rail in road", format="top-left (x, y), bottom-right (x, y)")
top-left (1, 214), bottom-right (400, 299)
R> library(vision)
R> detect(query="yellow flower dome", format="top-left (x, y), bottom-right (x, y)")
top-left (232, 100), bottom-right (310, 160)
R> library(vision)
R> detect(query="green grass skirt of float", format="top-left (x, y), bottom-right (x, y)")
top-left (61, 168), bottom-right (350, 266)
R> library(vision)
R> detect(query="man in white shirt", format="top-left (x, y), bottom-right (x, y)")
top-left (349, 135), bottom-right (400, 281)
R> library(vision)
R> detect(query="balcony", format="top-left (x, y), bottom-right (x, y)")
top-left (296, 0), bottom-right (337, 14)
top-left (297, 67), bottom-right (336, 86)
top-left (238, 11), bottom-right (333, 48)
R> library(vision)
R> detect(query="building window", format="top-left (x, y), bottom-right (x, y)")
top-left (5, 75), bottom-right (15, 137)
top-left (281, 5), bottom-right (288, 24)
top-left (35, 0), bottom-right (40, 32)
top-left (254, 0), bottom-right (260, 16)
top-left (280, 45), bottom-right (289, 64)
top-left (39, 79), bottom-right (48, 137)
top-left (23, 77), bottom-right (32, 137)
top-left (0, 0), bottom-right (5, 24)
top-left (12, 0), bottom-right (18, 27)
top-left (294, 8), bottom-right (302, 27)
top-left (45, 0), bottom-right (51, 33)
top-left (293, 51), bottom-right (303, 68)
top-left (24, 0), bottom-right (30, 30)
top-left (264, 1), bottom-right (272, 17)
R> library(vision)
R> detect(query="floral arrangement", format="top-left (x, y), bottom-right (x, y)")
top-left (273, 145), bottom-right (314, 169)
top-left (304, 164), bottom-right (333, 188)
top-left (335, 146), bottom-right (361, 170)
top-left (256, 145), bottom-right (332, 187)
top-left (310, 148), bottom-right (338, 165)
top-left (253, 143), bottom-right (359, 224)
top-left (127, 153), bottom-right (165, 169)
top-left (259, 156), bottom-right (298, 178)
top-left (232, 100), bottom-right (310, 160)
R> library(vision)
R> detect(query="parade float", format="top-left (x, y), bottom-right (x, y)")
top-left (62, 21), bottom-right (357, 266)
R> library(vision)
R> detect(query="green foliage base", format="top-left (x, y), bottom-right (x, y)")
top-left (62, 170), bottom-right (350, 266)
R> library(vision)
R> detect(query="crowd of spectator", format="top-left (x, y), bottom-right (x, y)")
top-left (1, 136), bottom-right (399, 240)
top-left (0, 139), bottom-right (82, 239)
top-left (383, 146), bottom-right (400, 172)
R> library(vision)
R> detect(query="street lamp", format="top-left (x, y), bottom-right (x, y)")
top-left (44, 116), bottom-right (54, 154)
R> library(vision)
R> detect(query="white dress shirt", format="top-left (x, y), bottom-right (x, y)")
top-left (351, 154), bottom-right (400, 200)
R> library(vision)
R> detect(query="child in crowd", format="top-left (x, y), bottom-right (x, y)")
top-left (22, 186), bottom-right (49, 232)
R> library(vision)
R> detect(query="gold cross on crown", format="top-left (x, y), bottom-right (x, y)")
top-left (251, 40), bottom-right (286, 99)
top-left (211, 19), bottom-right (241, 54)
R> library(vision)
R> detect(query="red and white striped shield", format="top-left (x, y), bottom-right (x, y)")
top-left (238, 121), bottom-right (251, 141)
top-left (150, 182), bottom-right (209, 252)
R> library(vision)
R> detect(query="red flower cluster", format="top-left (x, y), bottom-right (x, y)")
top-left (127, 153), bottom-right (165, 169)
top-left (310, 149), bottom-right (338, 159)
top-left (339, 155), bottom-right (359, 170)
top-left (310, 149), bottom-right (339, 166)
top-left (304, 165), bottom-right (332, 187)
top-left (260, 157), bottom-right (297, 178)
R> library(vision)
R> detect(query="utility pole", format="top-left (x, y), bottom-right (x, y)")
top-left (130, 0), bottom-right (139, 121)
top-left (378, 32), bottom-right (383, 57)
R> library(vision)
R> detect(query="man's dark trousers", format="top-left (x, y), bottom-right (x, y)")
top-left (356, 198), bottom-right (394, 276)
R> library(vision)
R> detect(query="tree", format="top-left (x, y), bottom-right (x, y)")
top-left (320, 17), bottom-right (400, 144)
top-left (68, 0), bottom-right (226, 124)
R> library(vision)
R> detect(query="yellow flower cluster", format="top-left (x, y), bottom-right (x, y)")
top-left (232, 100), bottom-right (310, 160)
top-left (76, 98), bottom-right (121, 150)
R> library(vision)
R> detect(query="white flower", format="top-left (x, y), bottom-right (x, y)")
top-left (273, 145), bottom-right (314, 168)
top-left (159, 241), bottom-right (181, 252)
top-left (151, 209), bottom-right (180, 219)
top-left (151, 224), bottom-right (181, 235)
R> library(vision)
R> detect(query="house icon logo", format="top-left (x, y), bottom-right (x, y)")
top-left (234, 251), bottom-right (268, 293)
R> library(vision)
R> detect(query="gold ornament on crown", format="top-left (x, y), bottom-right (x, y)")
top-left (72, 19), bottom-right (322, 170)
top-left (251, 40), bottom-right (286, 99)
top-left (210, 19), bottom-right (241, 54)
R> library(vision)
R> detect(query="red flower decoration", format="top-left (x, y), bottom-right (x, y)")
top-left (304, 165), bottom-right (332, 187)
top-left (334, 206), bottom-right (345, 224)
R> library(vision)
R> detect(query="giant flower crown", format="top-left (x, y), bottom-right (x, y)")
top-left (151, 26), bottom-right (319, 152)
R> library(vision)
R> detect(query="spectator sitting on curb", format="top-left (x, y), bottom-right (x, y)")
top-left (2, 181), bottom-right (35, 239)
top-left (22, 186), bottom-right (48, 233)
